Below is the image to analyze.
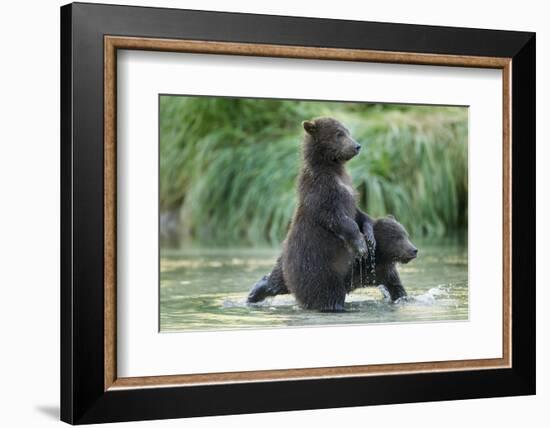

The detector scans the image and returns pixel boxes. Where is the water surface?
[160,242,468,332]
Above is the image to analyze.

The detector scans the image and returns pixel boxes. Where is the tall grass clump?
[160,96,467,247]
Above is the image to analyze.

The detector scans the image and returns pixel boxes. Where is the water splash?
[359,257,363,286]
[406,284,451,305]
[377,285,392,301]
[349,258,354,290]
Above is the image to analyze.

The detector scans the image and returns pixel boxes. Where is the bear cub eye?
[336,131,345,138]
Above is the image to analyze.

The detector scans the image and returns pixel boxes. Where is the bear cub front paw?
[352,236,368,257]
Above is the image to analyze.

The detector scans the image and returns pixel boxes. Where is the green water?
[160,242,468,332]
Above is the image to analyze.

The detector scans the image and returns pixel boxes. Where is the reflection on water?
[160,242,468,332]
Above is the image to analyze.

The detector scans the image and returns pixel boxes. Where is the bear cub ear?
[302,120,317,135]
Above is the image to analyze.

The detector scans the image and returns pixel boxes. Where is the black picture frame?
[61,2,535,424]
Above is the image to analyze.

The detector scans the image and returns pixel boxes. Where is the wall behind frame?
[0,0,545,427]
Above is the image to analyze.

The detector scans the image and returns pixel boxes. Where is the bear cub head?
[302,117,362,164]
[374,216,418,265]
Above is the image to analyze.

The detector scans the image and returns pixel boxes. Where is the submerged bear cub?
[248,215,417,306]
[247,117,376,312]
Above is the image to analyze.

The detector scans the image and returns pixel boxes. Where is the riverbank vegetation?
[160,96,468,247]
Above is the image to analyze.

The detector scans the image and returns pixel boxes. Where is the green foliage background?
[160,96,468,247]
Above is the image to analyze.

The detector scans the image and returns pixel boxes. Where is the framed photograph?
[60,2,535,424]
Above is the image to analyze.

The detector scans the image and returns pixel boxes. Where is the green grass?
[160,96,468,246]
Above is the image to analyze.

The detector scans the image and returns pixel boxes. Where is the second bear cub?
[347,216,418,301]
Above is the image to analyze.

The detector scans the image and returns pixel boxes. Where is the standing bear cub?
[249,117,376,312]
